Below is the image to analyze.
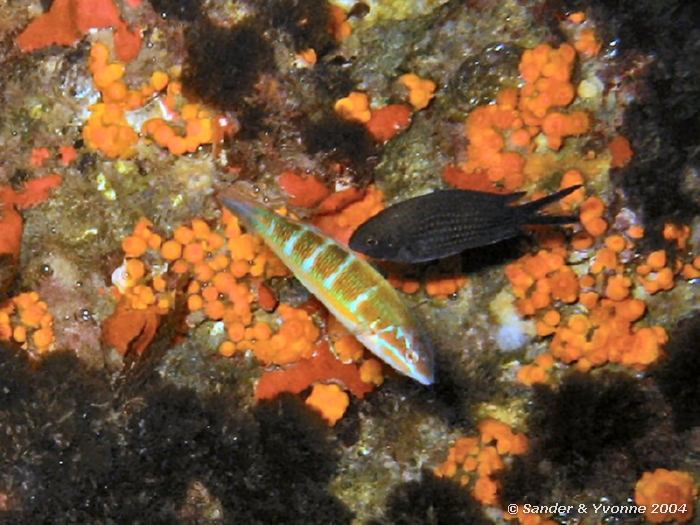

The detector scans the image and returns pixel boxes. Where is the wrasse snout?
[218,188,434,385]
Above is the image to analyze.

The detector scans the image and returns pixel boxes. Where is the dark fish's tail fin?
[514,185,581,225]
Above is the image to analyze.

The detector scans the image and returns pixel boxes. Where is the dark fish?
[349,185,581,263]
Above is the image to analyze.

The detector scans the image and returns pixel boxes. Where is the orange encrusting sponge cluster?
[434,419,529,508]
[83,43,141,158]
[84,43,182,158]
[119,217,173,313]
[326,314,384,384]
[255,337,377,424]
[566,10,603,58]
[142,100,217,156]
[305,383,349,425]
[509,249,665,380]
[451,43,591,192]
[334,92,372,123]
[16,0,142,61]
[509,189,697,384]
[83,43,219,158]
[234,304,320,365]
[0,292,55,355]
[663,223,692,250]
[114,212,292,358]
[333,77,431,144]
[278,170,332,209]
[635,469,697,523]
[329,4,352,42]
[399,73,437,110]
[366,104,413,143]
[0,174,63,260]
[250,303,383,426]
[291,4,351,66]
[573,28,602,58]
[460,89,530,190]
[388,273,469,300]
[110,207,381,425]
[327,314,363,362]
[29,144,76,168]
[313,185,385,245]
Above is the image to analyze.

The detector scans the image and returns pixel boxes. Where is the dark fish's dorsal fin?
[506,191,527,202]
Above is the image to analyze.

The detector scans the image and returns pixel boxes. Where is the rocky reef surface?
[0,0,698,523]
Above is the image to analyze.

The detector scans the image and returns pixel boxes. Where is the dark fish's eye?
[366,237,378,246]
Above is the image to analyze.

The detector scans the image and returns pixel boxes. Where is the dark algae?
[371,471,492,525]
[652,313,700,432]
[0,347,353,523]
[182,19,275,111]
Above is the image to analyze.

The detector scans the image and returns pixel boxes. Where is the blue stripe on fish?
[348,285,378,312]
[302,241,329,273]
[283,230,304,256]
[323,256,355,288]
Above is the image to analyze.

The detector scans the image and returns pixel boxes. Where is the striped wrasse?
[219,187,434,385]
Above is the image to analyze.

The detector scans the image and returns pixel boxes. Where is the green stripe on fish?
[219,187,434,385]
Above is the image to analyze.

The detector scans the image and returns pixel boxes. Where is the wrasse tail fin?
[513,185,581,225]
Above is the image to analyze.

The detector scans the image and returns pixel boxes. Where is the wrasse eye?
[366,237,378,246]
